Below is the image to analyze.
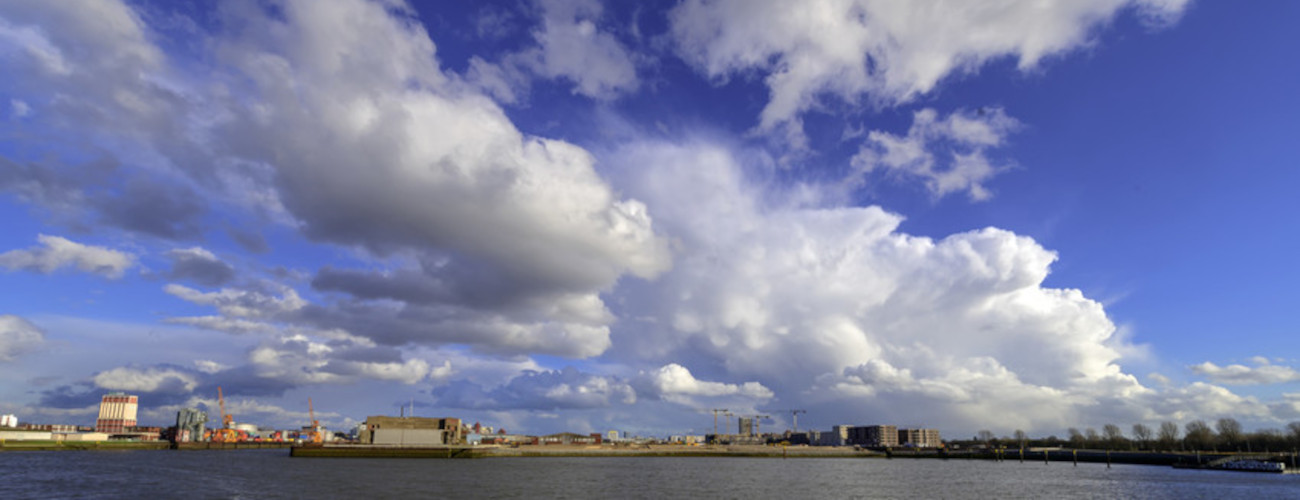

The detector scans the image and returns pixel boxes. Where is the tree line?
[961,419,1300,453]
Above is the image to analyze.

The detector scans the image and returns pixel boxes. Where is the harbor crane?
[306,398,323,444]
[212,387,238,442]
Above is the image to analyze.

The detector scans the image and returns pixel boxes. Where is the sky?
[1,0,1298,439]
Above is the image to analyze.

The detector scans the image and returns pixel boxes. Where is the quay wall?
[173,441,294,450]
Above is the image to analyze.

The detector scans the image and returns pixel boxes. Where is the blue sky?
[2,0,1299,438]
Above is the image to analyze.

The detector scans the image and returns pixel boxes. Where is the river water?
[1,449,1294,498]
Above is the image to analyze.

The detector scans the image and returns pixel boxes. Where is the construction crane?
[710,409,730,442]
[306,398,323,444]
[788,409,806,433]
[212,387,238,442]
[753,414,771,435]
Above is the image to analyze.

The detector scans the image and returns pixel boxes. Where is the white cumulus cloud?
[92,366,199,394]
[669,0,1189,144]
[164,283,306,319]
[1190,358,1300,386]
[608,139,1144,432]
[241,333,437,388]
[435,367,637,410]
[637,363,769,400]
[0,234,134,278]
[850,107,1019,200]
[467,0,639,102]
[525,0,639,99]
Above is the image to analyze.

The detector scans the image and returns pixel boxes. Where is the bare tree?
[1132,423,1153,450]
[1216,418,1243,451]
[1068,428,1084,448]
[1185,420,1215,451]
[1158,421,1180,451]
[1251,428,1284,453]
[1288,422,1300,448]
[1102,424,1125,450]
[1085,428,1100,448]
[1013,429,1028,449]
[978,429,995,446]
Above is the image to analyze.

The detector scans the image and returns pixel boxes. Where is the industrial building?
[358,416,463,446]
[1,414,17,427]
[95,392,138,434]
[175,408,207,443]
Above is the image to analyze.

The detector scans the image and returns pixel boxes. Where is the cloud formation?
[0,234,134,278]
[246,335,434,386]
[164,283,306,320]
[633,363,774,408]
[92,366,199,394]
[3,0,669,360]
[1191,358,1300,386]
[521,0,639,99]
[467,0,639,103]
[436,367,637,411]
[0,314,45,361]
[207,0,667,357]
[669,0,1189,143]
[608,139,1143,431]
[850,107,1019,200]
[434,364,773,413]
[165,247,236,287]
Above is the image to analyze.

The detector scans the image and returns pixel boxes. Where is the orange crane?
[212,387,238,442]
[306,398,323,444]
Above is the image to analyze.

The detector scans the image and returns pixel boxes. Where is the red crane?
[306,398,323,444]
[212,387,237,442]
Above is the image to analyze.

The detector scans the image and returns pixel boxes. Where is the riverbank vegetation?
[954,418,1300,453]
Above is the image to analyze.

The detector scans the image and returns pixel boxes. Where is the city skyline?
[2,0,1298,437]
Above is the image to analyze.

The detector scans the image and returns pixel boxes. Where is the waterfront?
[1,449,1294,499]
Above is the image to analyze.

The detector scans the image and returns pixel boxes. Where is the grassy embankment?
[0,440,169,452]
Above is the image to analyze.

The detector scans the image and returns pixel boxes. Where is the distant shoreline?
[289,443,883,459]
